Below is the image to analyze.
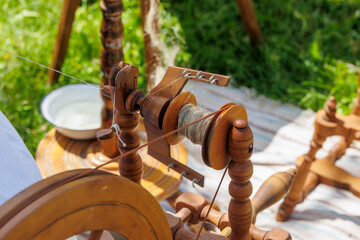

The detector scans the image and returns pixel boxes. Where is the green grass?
[161,0,360,112]
[0,0,359,155]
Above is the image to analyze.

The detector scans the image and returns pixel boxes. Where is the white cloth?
[0,111,42,205]
[176,81,360,240]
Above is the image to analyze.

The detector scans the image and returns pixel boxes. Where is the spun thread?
[178,104,213,145]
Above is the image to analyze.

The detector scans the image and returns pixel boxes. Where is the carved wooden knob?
[96,128,114,140]
[228,119,254,162]
[125,89,145,113]
[175,192,208,224]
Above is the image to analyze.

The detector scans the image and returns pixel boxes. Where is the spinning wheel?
[36,127,187,201]
[277,71,360,221]
[1,62,297,239]
[0,169,172,240]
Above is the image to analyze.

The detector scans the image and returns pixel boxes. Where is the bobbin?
[162,92,197,145]
[162,93,248,170]
[203,103,248,170]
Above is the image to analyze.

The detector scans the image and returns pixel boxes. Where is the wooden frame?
[277,71,360,222]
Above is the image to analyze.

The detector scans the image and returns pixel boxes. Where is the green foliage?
[0,0,144,154]
[0,0,359,155]
[161,0,360,113]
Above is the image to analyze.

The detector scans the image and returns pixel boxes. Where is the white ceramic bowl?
[41,84,103,140]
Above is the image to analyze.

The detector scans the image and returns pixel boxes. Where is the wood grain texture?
[227,119,253,240]
[0,170,172,240]
[150,66,230,99]
[205,104,248,170]
[278,87,360,222]
[251,169,296,224]
[36,128,188,201]
[99,0,125,157]
[162,92,197,145]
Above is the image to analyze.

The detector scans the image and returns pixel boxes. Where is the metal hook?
[196,71,205,79]
[192,178,200,188]
[167,162,175,172]
[180,171,188,180]
[209,75,218,84]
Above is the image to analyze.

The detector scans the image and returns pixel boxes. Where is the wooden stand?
[277,72,360,221]
[39,1,187,203]
[100,62,294,239]
[4,62,296,239]
[99,0,125,157]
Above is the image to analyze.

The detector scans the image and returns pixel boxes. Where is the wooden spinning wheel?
[36,0,188,202]
[0,169,172,240]
[36,127,187,201]
[1,61,298,239]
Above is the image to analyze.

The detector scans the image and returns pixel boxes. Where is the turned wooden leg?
[236,0,263,45]
[99,0,125,157]
[116,113,143,184]
[277,132,327,221]
[228,120,253,240]
[48,0,81,85]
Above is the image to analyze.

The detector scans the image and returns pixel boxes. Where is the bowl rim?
[40,83,102,131]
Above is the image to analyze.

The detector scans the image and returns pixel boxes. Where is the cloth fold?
[0,111,42,206]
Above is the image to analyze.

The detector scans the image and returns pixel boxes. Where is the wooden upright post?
[48,0,81,85]
[277,128,327,221]
[236,0,263,45]
[108,63,143,184]
[228,119,254,240]
[277,98,336,221]
[99,0,125,157]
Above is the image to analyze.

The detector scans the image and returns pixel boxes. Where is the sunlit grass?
[0,0,359,155]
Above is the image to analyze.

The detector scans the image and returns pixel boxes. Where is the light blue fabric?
[0,111,42,205]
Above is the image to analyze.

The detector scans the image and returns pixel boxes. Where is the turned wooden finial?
[227,119,254,240]
[99,0,125,157]
[324,96,337,121]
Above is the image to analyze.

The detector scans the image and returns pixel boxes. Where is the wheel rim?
[0,170,172,240]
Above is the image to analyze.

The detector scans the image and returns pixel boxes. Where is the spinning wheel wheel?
[0,169,172,240]
[36,126,187,201]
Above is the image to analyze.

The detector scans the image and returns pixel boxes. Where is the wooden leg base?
[36,128,188,201]
[296,155,360,197]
